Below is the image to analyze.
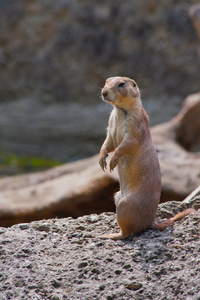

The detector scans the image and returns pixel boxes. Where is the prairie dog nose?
[102,89,108,98]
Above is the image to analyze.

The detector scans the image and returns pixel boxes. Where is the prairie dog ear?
[128,79,137,87]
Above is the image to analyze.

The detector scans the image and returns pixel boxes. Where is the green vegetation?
[0,151,62,176]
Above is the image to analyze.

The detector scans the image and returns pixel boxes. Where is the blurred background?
[0,0,200,176]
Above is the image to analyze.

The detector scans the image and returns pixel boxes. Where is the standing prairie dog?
[99,76,194,240]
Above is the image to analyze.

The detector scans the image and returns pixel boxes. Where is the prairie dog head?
[101,76,140,109]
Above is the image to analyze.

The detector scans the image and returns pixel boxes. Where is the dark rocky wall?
[0,0,199,161]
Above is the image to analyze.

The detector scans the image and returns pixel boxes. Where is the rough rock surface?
[0,0,199,161]
[0,197,200,300]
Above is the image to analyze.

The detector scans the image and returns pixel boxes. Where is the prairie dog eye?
[118,82,125,88]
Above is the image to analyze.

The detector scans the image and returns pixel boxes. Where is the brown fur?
[99,76,195,239]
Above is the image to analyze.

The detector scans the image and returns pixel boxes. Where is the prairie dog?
[99,76,194,239]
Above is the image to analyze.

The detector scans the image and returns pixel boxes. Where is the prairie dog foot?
[101,231,131,240]
[114,191,122,205]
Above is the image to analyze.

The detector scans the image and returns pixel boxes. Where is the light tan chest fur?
[109,108,127,149]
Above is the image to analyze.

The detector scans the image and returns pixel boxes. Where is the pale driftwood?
[189,4,200,39]
[0,93,200,226]
[151,92,200,202]
[183,185,200,205]
[0,156,118,226]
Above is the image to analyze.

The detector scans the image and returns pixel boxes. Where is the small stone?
[91,268,100,274]
[0,248,6,255]
[0,228,5,234]
[87,215,98,223]
[51,279,62,288]
[52,296,61,300]
[107,294,116,300]
[35,224,50,232]
[68,233,83,238]
[115,270,122,275]
[22,248,32,254]
[123,264,131,269]
[66,287,73,293]
[78,262,88,268]
[1,239,11,245]
[77,280,83,284]
[14,278,25,287]
[76,225,85,230]
[71,239,83,245]
[28,284,38,289]
[26,263,32,269]
[106,257,113,262]
[96,242,103,247]
[99,284,105,291]
[126,282,143,290]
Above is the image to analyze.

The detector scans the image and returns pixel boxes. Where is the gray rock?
[0,200,199,300]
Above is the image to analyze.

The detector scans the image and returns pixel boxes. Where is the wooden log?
[0,93,200,226]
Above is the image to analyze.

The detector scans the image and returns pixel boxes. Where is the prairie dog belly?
[118,142,161,198]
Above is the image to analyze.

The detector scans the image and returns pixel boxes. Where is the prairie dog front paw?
[110,155,119,172]
[99,150,108,171]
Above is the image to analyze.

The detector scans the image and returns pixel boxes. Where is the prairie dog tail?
[150,208,195,231]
